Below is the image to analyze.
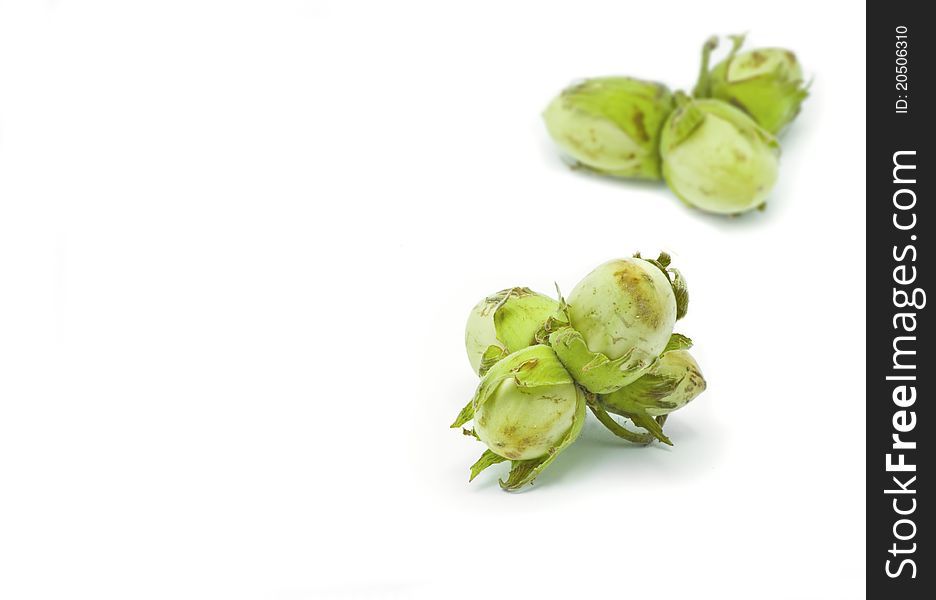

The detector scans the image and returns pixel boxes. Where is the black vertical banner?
[867,2,931,597]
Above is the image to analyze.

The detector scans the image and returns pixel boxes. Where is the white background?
[0,1,866,598]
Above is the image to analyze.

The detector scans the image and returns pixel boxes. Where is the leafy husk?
[543,77,677,180]
[549,325,655,394]
[474,287,559,376]
[663,332,693,354]
[698,34,809,134]
[499,384,586,491]
[598,346,705,423]
[455,345,587,490]
[666,93,706,148]
[634,251,689,320]
[469,450,507,482]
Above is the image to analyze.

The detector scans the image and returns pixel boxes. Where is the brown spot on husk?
[747,51,768,68]
[632,110,649,143]
[613,268,662,328]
